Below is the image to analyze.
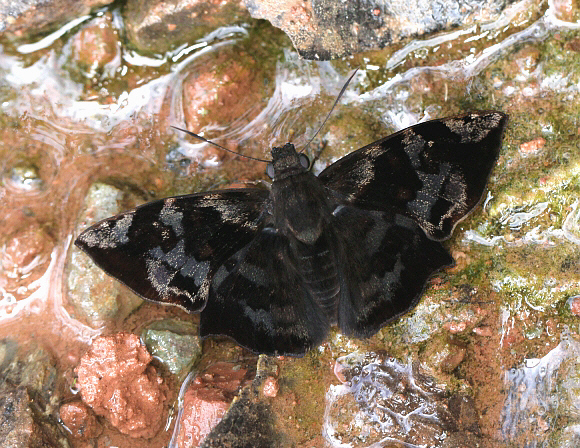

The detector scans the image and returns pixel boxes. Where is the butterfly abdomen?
[292,236,341,323]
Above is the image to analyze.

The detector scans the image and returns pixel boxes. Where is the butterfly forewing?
[75,189,269,312]
[319,111,508,240]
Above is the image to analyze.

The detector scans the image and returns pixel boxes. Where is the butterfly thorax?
[270,144,341,323]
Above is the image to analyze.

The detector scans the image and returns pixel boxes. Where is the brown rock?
[177,387,230,448]
[243,0,513,60]
[59,401,101,439]
[0,383,71,448]
[441,346,467,374]
[0,0,114,36]
[176,362,252,447]
[124,0,250,54]
[198,362,250,394]
[75,333,168,439]
[444,321,468,334]
[71,14,119,74]
[473,326,494,337]
[519,137,546,155]
[1,226,53,300]
[182,60,260,132]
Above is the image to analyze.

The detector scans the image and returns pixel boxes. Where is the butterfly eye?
[266,162,275,179]
[299,153,310,169]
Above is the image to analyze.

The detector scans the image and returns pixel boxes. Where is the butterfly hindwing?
[319,111,508,240]
[75,189,269,312]
[332,205,453,338]
[199,228,330,356]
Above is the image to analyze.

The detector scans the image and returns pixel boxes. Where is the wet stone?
[142,319,202,377]
[0,340,69,447]
[501,334,580,446]
[123,0,250,54]
[75,333,169,439]
[552,0,580,22]
[324,352,481,447]
[59,401,101,439]
[244,0,512,60]
[421,335,467,375]
[70,14,120,77]
[181,58,263,134]
[0,339,59,409]
[175,362,254,447]
[0,383,71,448]
[1,225,53,302]
[177,385,231,448]
[0,0,114,36]
[200,358,278,448]
[67,182,142,327]
[8,164,43,191]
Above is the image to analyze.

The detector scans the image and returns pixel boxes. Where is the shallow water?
[1,1,580,446]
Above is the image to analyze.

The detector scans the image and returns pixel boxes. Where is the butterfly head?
[267,143,310,180]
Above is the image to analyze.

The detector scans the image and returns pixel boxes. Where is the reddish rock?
[553,0,578,22]
[177,387,230,448]
[440,346,466,374]
[59,401,101,439]
[244,0,512,60]
[198,362,250,394]
[75,333,168,439]
[71,14,119,73]
[1,226,52,299]
[182,60,260,132]
[176,362,252,447]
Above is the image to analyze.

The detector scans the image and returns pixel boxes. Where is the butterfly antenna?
[171,126,270,163]
[301,68,359,155]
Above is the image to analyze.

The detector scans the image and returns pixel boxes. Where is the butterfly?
[75,111,508,356]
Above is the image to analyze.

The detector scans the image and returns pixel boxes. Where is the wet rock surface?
[325,352,482,447]
[0,339,59,411]
[1,225,53,303]
[0,384,71,448]
[75,332,169,439]
[70,13,120,78]
[123,0,250,54]
[59,401,101,440]
[244,0,513,59]
[142,318,202,377]
[175,361,254,447]
[200,356,279,448]
[0,0,113,36]
[501,331,580,447]
[0,339,70,447]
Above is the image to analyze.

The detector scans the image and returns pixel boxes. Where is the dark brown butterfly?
[75,111,508,355]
